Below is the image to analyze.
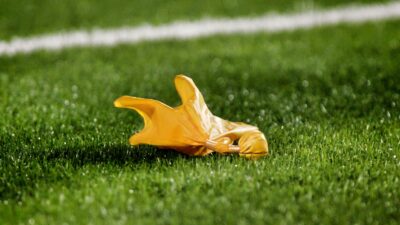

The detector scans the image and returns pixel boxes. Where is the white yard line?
[1,2,400,56]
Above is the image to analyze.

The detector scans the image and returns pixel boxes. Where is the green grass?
[0,0,390,40]
[1,12,400,225]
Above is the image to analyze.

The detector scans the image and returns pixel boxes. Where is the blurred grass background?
[0,0,399,224]
[0,0,391,40]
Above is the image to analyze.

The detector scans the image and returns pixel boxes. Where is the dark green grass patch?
[0,0,390,40]
[0,20,399,224]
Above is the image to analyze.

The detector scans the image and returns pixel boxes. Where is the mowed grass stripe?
[0,20,399,224]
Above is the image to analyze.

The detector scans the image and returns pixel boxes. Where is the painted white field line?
[1,2,400,56]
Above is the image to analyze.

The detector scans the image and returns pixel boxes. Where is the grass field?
[0,0,391,40]
[1,1,400,224]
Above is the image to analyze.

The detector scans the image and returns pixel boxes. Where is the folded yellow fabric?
[114,75,268,159]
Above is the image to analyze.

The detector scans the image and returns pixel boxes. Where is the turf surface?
[0,0,390,40]
[1,3,400,225]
